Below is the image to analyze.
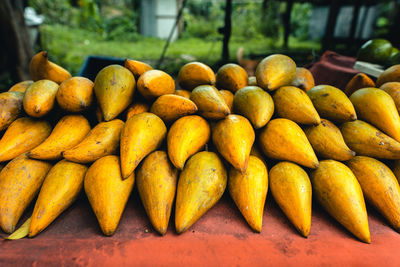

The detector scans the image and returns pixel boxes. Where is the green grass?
[40,24,321,76]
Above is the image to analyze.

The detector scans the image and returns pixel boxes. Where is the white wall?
[140,0,178,40]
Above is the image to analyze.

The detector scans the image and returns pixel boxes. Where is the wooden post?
[322,0,340,52]
[283,0,294,49]
[222,0,232,63]
[0,0,33,82]
[349,0,361,44]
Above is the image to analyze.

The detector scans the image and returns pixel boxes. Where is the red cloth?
[307,50,360,90]
[1,192,400,266]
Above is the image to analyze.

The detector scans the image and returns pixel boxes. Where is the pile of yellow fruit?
[2,50,400,243]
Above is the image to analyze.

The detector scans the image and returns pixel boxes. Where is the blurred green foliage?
[30,0,318,76]
[29,0,139,41]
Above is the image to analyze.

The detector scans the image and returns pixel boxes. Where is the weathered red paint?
[1,191,399,266]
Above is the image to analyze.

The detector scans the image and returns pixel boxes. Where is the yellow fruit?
[120,112,167,178]
[94,65,136,121]
[23,80,59,117]
[137,70,175,99]
[175,151,227,234]
[174,89,191,99]
[219,90,234,111]
[290,67,315,92]
[380,82,400,114]
[167,115,210,170]
[311,160,370,243]
[85,155,134,236]
[150,94,198,122]
[259,118,318,168]
[177,62,216,91]
[28,115,90,160]
[190,85,230,119]
[126,102,149,120]
[273,86,320,125]
[233,86,274,129]
[255,54,296,91]
[0,117,51,162]
[229,156,268,232]
[350,87,400,142]
[29,160,88,237]
[136,151,177,235]
[212,114,255,172]
[307,85,357,122]
[344,73,375,96]
[0,91,24,131]
[216,63,248,93]
[56,77,94,112]
[304,119,355,161]
[347,156,400,232]
[124,58,153,78]
[269,162,311,237]
[29,51,71,84]
[63,119,124,163]
[0,155,52,233]
[341,120,400,159]
[377,64,400,87]
[8,80,33,93]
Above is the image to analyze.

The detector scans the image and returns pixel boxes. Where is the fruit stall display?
[2,48,400,255]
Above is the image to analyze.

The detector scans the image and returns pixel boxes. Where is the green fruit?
[391,47,399,56]
[357,39,393,64]
[388,51,400,67]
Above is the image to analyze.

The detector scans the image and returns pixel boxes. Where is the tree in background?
[0,0,33,82]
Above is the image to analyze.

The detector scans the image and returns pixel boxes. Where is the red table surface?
[1,190,400,266]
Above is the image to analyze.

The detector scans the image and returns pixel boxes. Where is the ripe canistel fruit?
[29,160,88,237]
[269,162,312,237]
[120,112,166,178]
[212,114,255,172]
[229,156,268,232]
[136,151,178,235]
[85,155,134,236]
[167,115,210,170]
[311,160,370,243]
[175,151,227,234]
[259,118,318,169]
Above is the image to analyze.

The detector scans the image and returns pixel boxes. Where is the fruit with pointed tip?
[269,162,312,237]
[175,151,227,234]
[229,156,268,232]
[28,115,90,160]
[120,112,167,178]
[304,119,355,161]
[311,160,370,243]
[29,51,71,84]
[136,151,177,235]
[29,160,88,237]
[23,80,59,117]
[0,155,52,233]
[233,86,274,129]
[63,119,124,163]
[212,114,255,172]
[167,115,210,170]
[94,64,136,121]
[350,87,400,142]
[0,117,51,162]
[259,118,318,168]
[85,155,134,236]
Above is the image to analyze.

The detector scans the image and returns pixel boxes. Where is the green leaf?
[4,217,31,240]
